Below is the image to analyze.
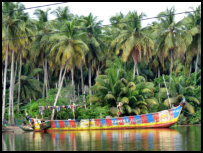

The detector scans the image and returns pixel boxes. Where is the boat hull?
[30,105,183,132]
[20,126,34,131]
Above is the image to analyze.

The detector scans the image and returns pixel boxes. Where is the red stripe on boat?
[152,112,159,122]
[128,116,136,124]
[140,114,148,123]
[117,117,124,125]
[168,109,174,119]
[51,120,55,128]
[106,119,112,126]
[59,120,65,128]
[95,119,101,127]
[69,120,76,127]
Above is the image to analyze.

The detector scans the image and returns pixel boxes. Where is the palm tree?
[183,6,201,75]
[49,19,89,120]
[32,8,52,98]
[90,57,158,116]
[2,2,27,125]
[51,6,73,22]
[153,7,191,82]
[80,13,103,98]
[15,62,42,104]
[111,11,154,79]
[2,30,9,124]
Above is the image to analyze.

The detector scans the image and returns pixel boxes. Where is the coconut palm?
[153,7,192,82]
[2,2,27,125]
[79,13,104,98]
[183,6,201,75]
[32,8,53,98]
[51,6,73,23]
[90,57,159,116]
[111,11,154,79]
[49,19,89,120]
[15,62,42,104]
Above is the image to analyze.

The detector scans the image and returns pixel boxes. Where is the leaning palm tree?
[111,11,154,79]
[50,19,89,120]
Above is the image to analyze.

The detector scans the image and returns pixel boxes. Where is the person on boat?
[23,121,27,126]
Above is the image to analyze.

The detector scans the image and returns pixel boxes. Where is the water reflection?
[2,126,201,151]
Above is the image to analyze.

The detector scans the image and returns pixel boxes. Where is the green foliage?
[76,105,110,119]
[2,3,201,126]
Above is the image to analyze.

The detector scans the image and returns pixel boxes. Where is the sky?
[21,2,201,27]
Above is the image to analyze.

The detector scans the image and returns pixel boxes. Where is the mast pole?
[162,74,172,108]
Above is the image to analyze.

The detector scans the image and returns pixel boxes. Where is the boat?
[20,125,34,131]
[28,100,185,132]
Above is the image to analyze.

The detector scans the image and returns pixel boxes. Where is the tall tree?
[32,8,52,98]
[50,19,88,120]
[111,11,154,78]
[153,7,190,82]
[183,6,201,75]
[2,2,27,125]
[80,13,104,98]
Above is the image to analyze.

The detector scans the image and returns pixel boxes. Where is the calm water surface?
[2,125,201,151]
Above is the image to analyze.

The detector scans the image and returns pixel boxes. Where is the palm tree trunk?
[45,58,48,97]
[189,63,192,76]
[133,65,136,79]
[170,52,173,84]
[17,53,22,112]
[9,51,15,125]
[158,67,161,103]
[2,46,8,123]
[88,62,92,98]
[42,61,45,98]
[132,50,139,78]
[80,66,84,93]
[96,66,100,77]
[14,60,18,83]
[78,84,79,96]
[42,58,48,98]
[136,64,139,76]
[58,67,63,87]
[71,68,74,87]
[51,62,68,120]
[195,50,199,74]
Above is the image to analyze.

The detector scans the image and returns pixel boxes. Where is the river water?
[2,125,201,151]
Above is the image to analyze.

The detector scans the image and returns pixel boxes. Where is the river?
[2,125,201,151]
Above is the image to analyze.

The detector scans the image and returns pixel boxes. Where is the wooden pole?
[162,75,172,108]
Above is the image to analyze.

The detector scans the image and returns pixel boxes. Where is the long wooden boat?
[20,125,34,131]
[28,101,185,132]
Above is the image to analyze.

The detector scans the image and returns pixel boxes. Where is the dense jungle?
[2,2,201,126]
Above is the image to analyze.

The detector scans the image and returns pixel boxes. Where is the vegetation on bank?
[2,2,201,125]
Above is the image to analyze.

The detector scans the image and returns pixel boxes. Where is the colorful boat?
[20,125,34,131]
[28,101,185,132]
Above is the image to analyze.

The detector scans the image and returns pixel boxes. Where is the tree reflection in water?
[2,127,201,151]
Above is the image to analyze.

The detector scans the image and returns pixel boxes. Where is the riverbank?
[2,126,23,133]
[171,124,201,128]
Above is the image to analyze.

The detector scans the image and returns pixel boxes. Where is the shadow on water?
[2,126,201,151]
